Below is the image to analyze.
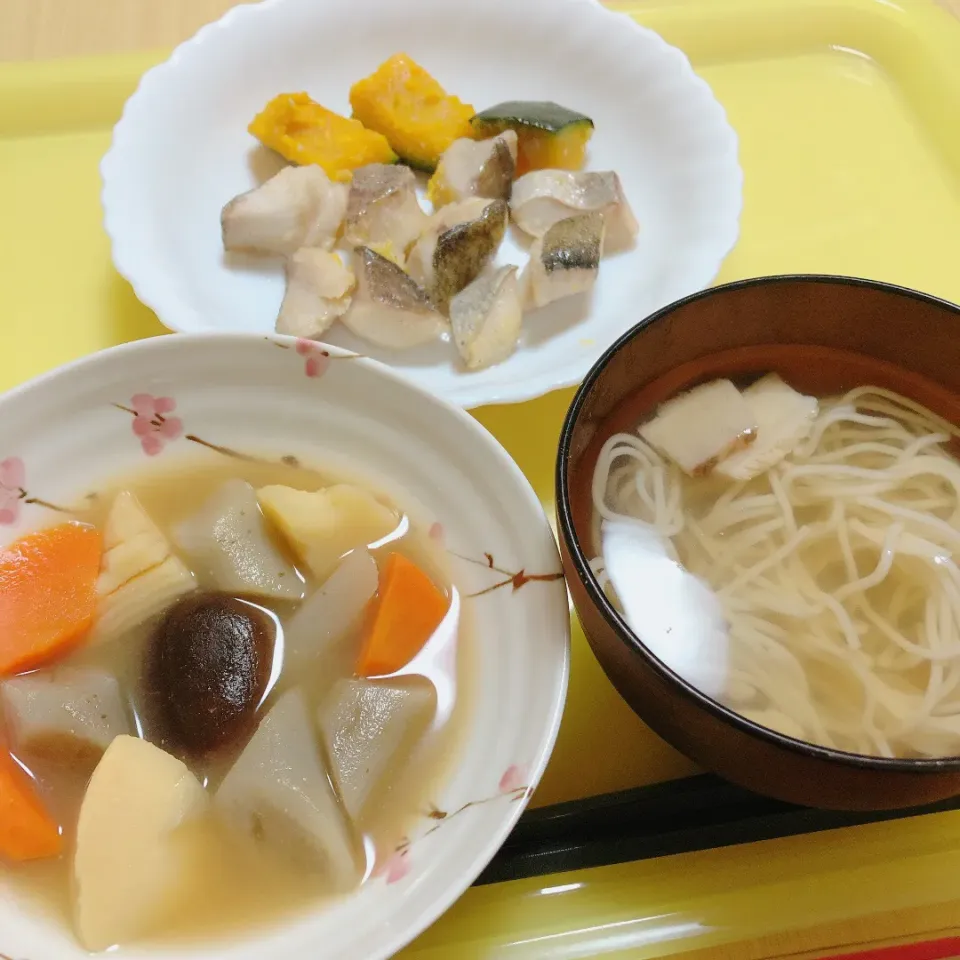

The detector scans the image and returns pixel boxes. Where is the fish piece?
[407,198,508,310]
[449,265,522,370]
[523,211,605,309]
[174,479,303,601]
[407,197,489,286]
[215,689,361,886]
[276,249,354,340]
[221,165,349,256]
[341,247,446,350]
[716,374,819,481]
[343,164,429,258]
[639,379,758,477]
[427,132,518,207]
[2,668,128,768]
[319,677,436,820]
[91,492,196,646]
[74,736,209,951]
[510,169,638,251]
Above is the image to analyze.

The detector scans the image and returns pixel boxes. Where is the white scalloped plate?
[0,335,569,960]
[101,0,742,408]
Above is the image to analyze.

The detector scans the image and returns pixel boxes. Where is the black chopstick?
[475,774,960,885]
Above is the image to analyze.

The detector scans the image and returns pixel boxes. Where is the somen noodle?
[590,386,960,759]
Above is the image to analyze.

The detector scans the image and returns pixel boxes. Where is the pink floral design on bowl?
[295,340,332,379]
[498,764,529,795]
[0,457,25,526]
[130,394,183,456]
[374,848,412,886]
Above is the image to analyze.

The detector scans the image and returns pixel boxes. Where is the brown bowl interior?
[557,276,960,810]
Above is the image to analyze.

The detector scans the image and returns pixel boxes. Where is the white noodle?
[590,385,960,759]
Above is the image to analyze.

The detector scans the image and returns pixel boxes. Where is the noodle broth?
[587,353,960,761]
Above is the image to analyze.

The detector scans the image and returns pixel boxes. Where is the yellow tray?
[4,0,960,956]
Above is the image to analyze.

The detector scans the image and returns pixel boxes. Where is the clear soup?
[0,454,472,950]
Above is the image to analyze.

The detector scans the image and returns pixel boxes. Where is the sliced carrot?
[356,553,448,677]
[0,523,102,676]
[0,749,62,861]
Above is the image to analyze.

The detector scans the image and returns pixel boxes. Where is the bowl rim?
[556,272,960,773]
[0,330,572,960]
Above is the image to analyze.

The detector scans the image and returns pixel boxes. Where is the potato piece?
[319,677,436,820]
[257,484,399,581]
[283,549,379,675]
[215,689,361,888]
[2,668,128,768]
[174,480,303,601]
[91,492,196,645]
[74,736,208,951]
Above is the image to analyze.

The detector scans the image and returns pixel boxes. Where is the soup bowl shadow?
[556,274,960,811]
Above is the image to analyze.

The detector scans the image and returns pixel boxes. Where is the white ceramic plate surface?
[101,0,742,408]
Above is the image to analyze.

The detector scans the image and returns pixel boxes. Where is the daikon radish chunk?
[174,480,303,601]
[2,667,128,767]
[715,374,819,481]
[91,492,196,645]
[283,549,379,675]
[74,736,209,951]
[319,677,436,820]
[257,483,399,581]
[215,689,361,889]
[639,379,758,476]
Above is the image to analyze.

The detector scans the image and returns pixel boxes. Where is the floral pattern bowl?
[0,333,570,960]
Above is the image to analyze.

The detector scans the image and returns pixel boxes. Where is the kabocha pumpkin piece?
[349,54,475,173]
[249,93,398,183]
[471,101,594,177]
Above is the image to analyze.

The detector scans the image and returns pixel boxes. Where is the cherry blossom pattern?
[129,394,183,456]
[498,764,530,796]
[375,764,532,884]
[373,847,412,885]
[269,336,362,377]
[453,551,564,598]
[428,521,444,544]
[295,339,332,379]
[0,457,25,526]
[0,457,71,525]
